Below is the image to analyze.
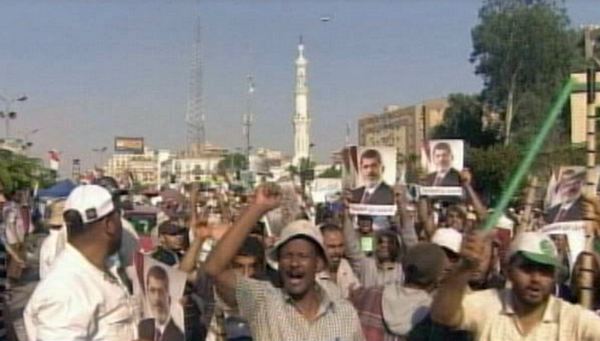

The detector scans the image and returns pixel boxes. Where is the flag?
[48,150,60,171]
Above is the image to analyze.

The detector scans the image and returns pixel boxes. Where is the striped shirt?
[235,276,365,341]
[459,288,600,340]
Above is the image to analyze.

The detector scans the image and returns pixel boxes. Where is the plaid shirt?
[236,276,365,341]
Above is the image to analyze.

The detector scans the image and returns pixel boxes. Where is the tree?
[430,93,499,148]
[318,166,341,178]
[0,150,56,193]
[471,0,579,145]
[217,152,248,173]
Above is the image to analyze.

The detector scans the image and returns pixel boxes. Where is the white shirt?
[38,228,67,280]
[24,245,136,341]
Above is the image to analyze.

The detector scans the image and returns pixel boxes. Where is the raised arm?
[431,231,484,327]
[393,184,419,248]
[417,197,436,240]
[341,189,365,277]
[203,184,280,306]
[460,169,488,222]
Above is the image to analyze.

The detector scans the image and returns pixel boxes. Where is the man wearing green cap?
[431,231,600,340]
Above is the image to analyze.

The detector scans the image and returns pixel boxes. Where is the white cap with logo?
[64,185,115,224]
[507,232,561,267]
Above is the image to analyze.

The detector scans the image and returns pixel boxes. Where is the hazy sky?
[0,0,598,175]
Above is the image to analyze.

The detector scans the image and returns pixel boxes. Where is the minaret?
[293,36,310,166]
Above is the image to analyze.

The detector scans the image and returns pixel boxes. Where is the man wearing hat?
[204,184,364,341]
[432,231,600,340]
[24,185,137,341]
[38,199,67,280]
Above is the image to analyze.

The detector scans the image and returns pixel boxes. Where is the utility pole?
[243,75,254,169]
[580,24,599,309]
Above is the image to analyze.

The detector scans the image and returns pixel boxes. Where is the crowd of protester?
[2,163,600,341]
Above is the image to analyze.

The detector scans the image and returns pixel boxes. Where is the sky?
[0,0,598,175]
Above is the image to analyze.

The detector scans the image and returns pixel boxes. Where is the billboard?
[114,137,144,154]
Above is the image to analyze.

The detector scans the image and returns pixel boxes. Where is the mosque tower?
[293,36,311,166]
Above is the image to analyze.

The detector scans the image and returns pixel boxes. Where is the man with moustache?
[204,184,364,341]
[432,231,600,340]
[138,265,184,341]
[350,149,394,205]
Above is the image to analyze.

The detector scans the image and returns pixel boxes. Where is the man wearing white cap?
[204,184,364,341]
[24,185,138,341]
[432,231,600,340]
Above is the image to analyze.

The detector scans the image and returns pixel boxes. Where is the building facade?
[358,98,448,162]
[104,147,166,188]
[160,143,226,185]
[570,71,600,144]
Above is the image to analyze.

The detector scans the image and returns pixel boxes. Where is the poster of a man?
[544,168,586,223]
[424,140,463,187]
[138,260,186,341]
[349,147,396,205]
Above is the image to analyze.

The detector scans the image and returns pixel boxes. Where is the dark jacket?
[350,182,395,205]
[425,168,461,187]
[544,196,584,223]
[138,318,185,341]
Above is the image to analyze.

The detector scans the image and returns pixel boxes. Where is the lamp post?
[92,146,108,171]
[0,94,28,138]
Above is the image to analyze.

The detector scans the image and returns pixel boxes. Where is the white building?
[105,147,167,188]
[160,143,226,185]
[292,37,311,166]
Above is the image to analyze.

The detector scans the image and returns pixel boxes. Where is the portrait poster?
[541,221,586,274]
[419,139,464,197]
[347,146,397,218]
[543,166,597,224]
[134,256,187,341]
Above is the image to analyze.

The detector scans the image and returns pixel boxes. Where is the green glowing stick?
[482,78,575,231]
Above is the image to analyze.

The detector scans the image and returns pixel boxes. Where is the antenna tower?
[186,18,206,153]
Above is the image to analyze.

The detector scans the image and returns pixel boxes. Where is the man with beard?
[204,184,364,341]
[425,142,461,187]
[317,223,360,298]
[432,231,600,340]
[24,185,137,341]
[139,265,184,341]
[350,149,394,205]
[545,169,585,223]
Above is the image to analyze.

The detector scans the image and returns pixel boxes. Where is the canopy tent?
[36,179,76,199]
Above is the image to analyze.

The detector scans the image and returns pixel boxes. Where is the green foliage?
[471,0,579,144]
[318,166,341,178]
[466,145,521,204]
[217,153,248,172]
[430,93,499,147]
[0,150,56,193]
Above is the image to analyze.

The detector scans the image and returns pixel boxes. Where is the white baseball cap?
[64,185,115,224]
[507,232,560,267]
[431,228,463,254]
[268,220,329,264]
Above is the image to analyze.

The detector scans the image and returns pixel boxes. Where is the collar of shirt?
[501,289,560,323]
[283,283,337,319]
[365,181,382,195]
[155,317,172,335]
[560,198,578,212]
[436,169,450,179]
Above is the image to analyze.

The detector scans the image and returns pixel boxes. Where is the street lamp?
[0,94,28,138]
[92,146,108,170]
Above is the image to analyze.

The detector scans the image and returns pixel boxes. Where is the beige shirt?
[235,276,365,341]
[459,288,600,341]
[317,258,361,298]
